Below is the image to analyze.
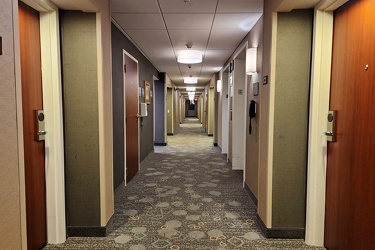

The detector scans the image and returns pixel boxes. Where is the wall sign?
[253,82,259,96]
[263,75,268,85]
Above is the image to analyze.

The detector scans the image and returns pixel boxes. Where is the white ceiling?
[49,0,321,91]
[111,0,263,88]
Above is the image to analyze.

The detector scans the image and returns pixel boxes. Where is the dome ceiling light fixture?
[177,44,202,64]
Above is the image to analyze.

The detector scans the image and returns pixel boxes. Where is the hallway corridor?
[45,118,324,249]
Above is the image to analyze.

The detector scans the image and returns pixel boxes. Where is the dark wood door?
[125,54,139,183]
[18,2,47,249]
[325,0,375,249]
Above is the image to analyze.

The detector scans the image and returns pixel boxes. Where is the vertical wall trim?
[13,0,27,248]
[39,4,66,243]
[97,11,106,227]
[122,49,139,181]
[122,50,127,185]
[265,12,278,228]
[243,43,249,187]
[96,0,115,227]
[305,0,347,246]
[152,75,159,143]
[305,8,333,247]
[164,78,167,142]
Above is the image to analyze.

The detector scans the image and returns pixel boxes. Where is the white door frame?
[122,49,140,184]
[14,0,66,246]
[232,43,248,172]
[305,0,348,246]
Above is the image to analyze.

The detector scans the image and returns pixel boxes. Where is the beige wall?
[95,0,114,227]
[207,76,216,136]
[213,73,219,145]
[217,82,223,147]
[0,0,23,249]
[166,75,174,134]
[208,87,214,135]
[173,87,180,129]
[245,18,263,199]
[258,0,284,227]
[219,72,229,153]
[167,88,174,134]
[203,85,209,133]
[180,96,184,123]
[198,95,203,122]
[216,0,283,227]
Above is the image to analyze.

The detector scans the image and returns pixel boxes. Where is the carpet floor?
[44,118,325,250]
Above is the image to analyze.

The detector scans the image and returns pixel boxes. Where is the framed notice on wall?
[144,81,151,104]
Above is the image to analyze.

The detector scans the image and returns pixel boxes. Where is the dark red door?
[324,0,375,249]
[125,54,139,183]
[18,1,47,249]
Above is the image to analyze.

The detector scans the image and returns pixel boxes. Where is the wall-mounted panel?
[61,11,100,226]
[272,9,313,228]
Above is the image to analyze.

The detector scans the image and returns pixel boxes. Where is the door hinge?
[124,64,126,73]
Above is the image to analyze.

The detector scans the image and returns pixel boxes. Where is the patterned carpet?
[44,118,325,249]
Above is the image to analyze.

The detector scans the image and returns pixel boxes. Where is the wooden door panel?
[18,1,47,249]
[125,54,139,183]
[325,0,375,249]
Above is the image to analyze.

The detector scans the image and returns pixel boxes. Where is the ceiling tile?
[217,0,263,13]
[157,66,180,73]
[110,0,264,88]
[164,14,214,30]
[112,13,165,30]
[178,65,200,75]
[200,66,222,73]
[295,0,321,9]
[159,0,217,13]
[207,29,248,50]
[212,13,262,31]
[151,58,179,68]
[166,72,182,79]
[144,49,176,59]
[125,30,172,51]
[169,30,210,50]
[111,0,160,13]
[203,49,234,65]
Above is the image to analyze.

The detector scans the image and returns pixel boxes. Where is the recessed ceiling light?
[186,87,196,91]
[184,77,198,84]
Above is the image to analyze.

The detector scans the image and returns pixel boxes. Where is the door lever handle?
[326,110,337,142]
[37,130,47,135]
[135,114,141,118]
